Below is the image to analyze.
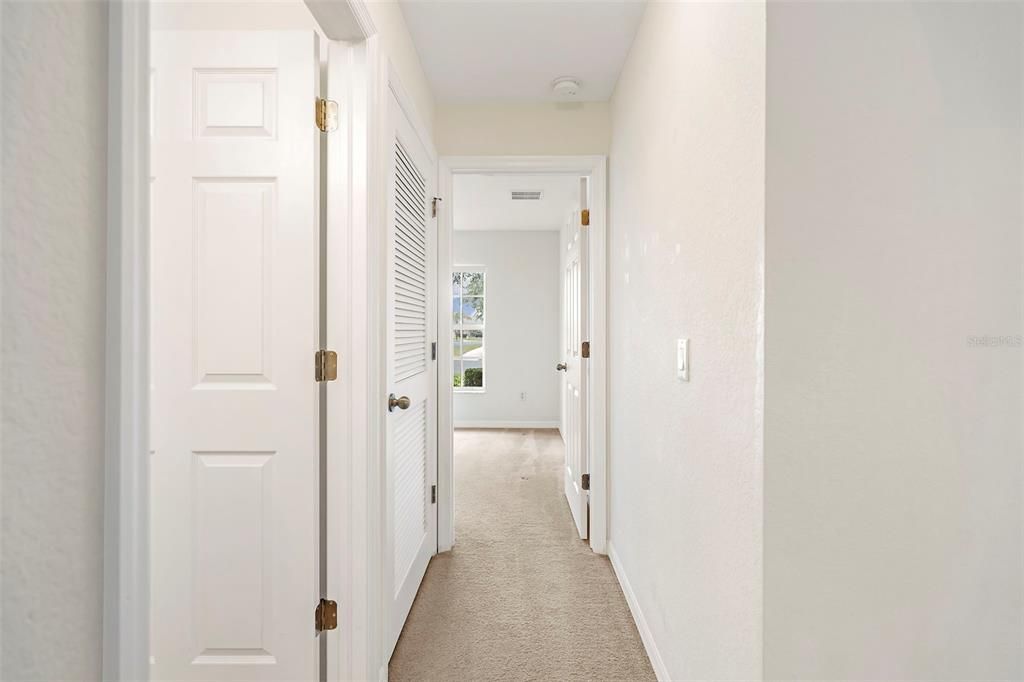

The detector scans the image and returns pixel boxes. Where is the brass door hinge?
[315,350,338,382]
[581,341,590,359]
[581,209,590,226]
[315,598,338,632]
[431,484,437,504]
[581,473,590,491]
[432,197,442,218]
[316,98,338,133]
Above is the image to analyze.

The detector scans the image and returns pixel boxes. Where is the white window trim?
[452,265,486,394]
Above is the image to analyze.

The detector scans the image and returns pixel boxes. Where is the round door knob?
[556,362,567,372]
[388,394,411,412]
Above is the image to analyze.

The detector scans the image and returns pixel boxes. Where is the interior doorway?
[449,174,571,429]
[448,173,584,538]
[436,157,609,554]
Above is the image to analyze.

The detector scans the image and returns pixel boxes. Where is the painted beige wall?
[765,2,1024,678]
[435,101,609,156]
[452,231,560,427]
[607,2,765,679]
[2,2,108,679]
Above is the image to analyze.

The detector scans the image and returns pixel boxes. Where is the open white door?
[150,31,322,681]
[383,89,438,660]
[561,178,590,539]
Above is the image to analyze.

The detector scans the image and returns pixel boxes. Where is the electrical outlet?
[520,392,527,401]
[677,338,689,381]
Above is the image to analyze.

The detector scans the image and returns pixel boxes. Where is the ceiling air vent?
[510,190,543,201]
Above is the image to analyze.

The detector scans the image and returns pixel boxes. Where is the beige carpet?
[389,428,655,682]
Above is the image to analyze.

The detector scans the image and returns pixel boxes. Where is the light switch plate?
[677,338,689,381]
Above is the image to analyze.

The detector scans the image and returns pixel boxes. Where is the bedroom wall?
[453,230,561,428]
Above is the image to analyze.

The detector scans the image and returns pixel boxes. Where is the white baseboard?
[453,420,559,429]
[608,541,671,682]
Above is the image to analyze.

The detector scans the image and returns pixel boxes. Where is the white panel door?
[151,31,321,681]
[562,191,589,540]
[383,90,438,660]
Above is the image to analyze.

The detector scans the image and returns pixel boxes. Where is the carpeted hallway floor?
[389,428,655,681]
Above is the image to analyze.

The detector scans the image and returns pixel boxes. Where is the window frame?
[452,266,486,393]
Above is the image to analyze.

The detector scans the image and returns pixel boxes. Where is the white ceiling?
[399,0,647,102]
[454,174,579,231]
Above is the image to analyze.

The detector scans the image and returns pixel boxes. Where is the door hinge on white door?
[431,342,437,360]
[431,484,437,504]
[581,209,590,226]
[581,341,591,359]
[581,474,590,491]
[315,350,338,382]
[316,98,338,133]
[432,197,442,218]
[315,598,338,632]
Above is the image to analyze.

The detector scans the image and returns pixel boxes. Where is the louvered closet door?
[384,90,437,661]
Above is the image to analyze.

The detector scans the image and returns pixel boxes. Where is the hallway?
[389,429,654,681]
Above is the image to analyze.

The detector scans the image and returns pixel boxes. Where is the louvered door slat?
[393,139,428,383]
[393,400,426,585]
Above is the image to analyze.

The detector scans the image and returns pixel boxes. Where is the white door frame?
[323,32,387,682]
[103,2,381,680]
[436,156,609,555]
[104,2,151,679]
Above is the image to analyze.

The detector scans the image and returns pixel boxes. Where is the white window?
[452,269,485,391]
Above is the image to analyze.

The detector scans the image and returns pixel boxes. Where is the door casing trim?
[436,155,609,555]
[104,2,151,680]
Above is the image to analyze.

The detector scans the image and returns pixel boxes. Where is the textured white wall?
[765,3,1024,678]
[435,101,609,156]
[453,231,560,427]
[607,2,765,679]
[2,2,109,679]
[368,0,435,134]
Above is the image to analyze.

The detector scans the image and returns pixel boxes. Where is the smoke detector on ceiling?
[552,77,581,99]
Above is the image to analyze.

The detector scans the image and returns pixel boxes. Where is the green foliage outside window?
[463,368,483,387]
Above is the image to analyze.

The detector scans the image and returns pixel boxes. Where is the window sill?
[454,388,486,395]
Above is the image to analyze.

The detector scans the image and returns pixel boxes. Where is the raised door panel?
[193,178,275,386]
[192,451,275,664]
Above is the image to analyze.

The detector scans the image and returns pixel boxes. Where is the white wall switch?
[677,338,689,381]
